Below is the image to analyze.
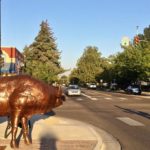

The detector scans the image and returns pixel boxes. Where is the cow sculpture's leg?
[4,117,12,138]
[10,113,20,148]
[21,117,31,145]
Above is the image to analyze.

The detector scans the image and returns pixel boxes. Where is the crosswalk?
[69,96,128,102]
[69,95,129,102]
[66,91,147,102]
[81,93,98,101]
[66,94,147,127]
[116,117,145,126]
[80,93,129,102]
[68,94,145,102]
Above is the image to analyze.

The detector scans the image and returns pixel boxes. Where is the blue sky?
[1,0,150,69]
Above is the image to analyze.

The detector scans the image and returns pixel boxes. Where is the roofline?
[1,46,18,49]
[1,46,21,51]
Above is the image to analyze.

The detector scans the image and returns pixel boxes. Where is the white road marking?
[82,93,92,99]
[104,97,112,100]
[135,97,140,100]
[91,98,98,101]
[117,117,145,126]
[119,97,127,100]
[119,97,127,101]
[76,98,83,101]
[82,93,113,101]
[81,93,97,101]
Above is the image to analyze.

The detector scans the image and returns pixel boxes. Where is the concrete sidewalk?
[0,116,121,150]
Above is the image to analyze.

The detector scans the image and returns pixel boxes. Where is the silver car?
[66,85,81,96]
[88,83,97,89]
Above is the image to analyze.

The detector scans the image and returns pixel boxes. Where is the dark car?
[125,85,142,95]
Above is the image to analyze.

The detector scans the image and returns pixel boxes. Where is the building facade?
[0,47,24,76]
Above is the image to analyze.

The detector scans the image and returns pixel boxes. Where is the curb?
[71,120,121,150]
[91,126,121,150]
[0,116,121,150]
[33,116,121,150]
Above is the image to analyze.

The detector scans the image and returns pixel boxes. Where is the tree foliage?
[144,25,150,41]
[110,25,150,86]
[23,21,63,83]
[98,56,114,83]
[70,46,105,84]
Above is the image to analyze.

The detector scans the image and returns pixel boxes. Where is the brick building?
[0,47,24,76]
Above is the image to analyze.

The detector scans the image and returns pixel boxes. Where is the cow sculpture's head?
[55,86,65,107]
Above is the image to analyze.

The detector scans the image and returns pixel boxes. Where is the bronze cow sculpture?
[0,75,65,148]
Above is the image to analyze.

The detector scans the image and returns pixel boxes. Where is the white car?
[88,83,97,89]
[66,85,81,96]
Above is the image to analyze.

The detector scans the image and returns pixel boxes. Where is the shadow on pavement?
[29,111,56,143]
[115,105,150,119]
[40,133,57,150]
[31,111,57,150]
[30,111,56,125]
[0,111,56,148]
[0,117,8,124]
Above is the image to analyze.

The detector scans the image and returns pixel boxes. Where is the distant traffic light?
[134,36,140,44]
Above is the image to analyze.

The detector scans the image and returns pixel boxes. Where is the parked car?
[125,85,142,95]
[65,84,81,96]
[110,83,118,90]
[87,83,97,89]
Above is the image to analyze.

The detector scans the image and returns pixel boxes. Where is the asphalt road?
[55,88,150,150]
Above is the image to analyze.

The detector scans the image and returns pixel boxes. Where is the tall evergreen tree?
[23,20,63,83]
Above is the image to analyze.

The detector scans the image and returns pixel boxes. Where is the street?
[55,88,150,150]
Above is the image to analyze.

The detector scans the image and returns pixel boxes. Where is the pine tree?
[23,20,63,83]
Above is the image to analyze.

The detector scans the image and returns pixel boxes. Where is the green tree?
[144,25,150,41]
[98,56,115,83]
[69,68,80,84]
[23,20,63,83]
[113,43,150,86]
[70,46,104,84]
[59,75,68,85]
[110,25,150,87]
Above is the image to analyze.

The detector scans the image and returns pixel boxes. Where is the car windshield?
[89,83,96,85]
[68,85,79,89]
[132,85,140,88]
